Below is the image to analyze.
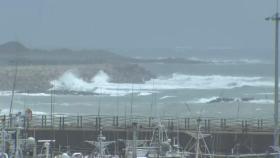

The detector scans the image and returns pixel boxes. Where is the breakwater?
[1,114,276,154]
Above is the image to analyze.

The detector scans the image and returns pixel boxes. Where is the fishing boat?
[124,121,185,158]
[84,127,119,158]
[0,112,37,158]
[146,122,185,158]
[124,139,150,158]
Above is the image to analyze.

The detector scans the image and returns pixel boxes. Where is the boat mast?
[9,63,18,128]
[266,0,280,150]
[195,119,201,158]
[274,10,279,150]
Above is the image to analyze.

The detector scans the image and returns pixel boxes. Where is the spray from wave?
[50,70,273,96]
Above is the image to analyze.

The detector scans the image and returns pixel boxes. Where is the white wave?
[248,99,273,104]
[209,59,265,65]
[51,70,273,96]
[18,93,50,97]
[0,91,50,97]
[91,70,110,83]
[188,57,266,65]
[0,91,12,96]
[31,111,48,115]
[159,96,177,100]
[138,92,153,96]
[95,88,134,97]
[190,96,273,104]
[190,96,220,104]
[238,59,264,64]
[50,70,97,92]
[136,56,266,65]
[256,92,273,95]
[146,74,272,90]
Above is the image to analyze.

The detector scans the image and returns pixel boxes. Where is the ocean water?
[0,48,276,119]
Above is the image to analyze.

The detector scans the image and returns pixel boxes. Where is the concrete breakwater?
[2,114,276,154]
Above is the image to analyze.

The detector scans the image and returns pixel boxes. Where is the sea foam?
[50,70,273,96]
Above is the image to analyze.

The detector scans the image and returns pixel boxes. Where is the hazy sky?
[0,0,276,50]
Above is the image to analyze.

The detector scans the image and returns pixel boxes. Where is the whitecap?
[50,70,273,96]
[248,99,273,104]
[159,96,177,100]
[0,91,12,96]
[0,91,50,97]
[190,96,220,104]
[138,92,153,96]
[19,93,50,97]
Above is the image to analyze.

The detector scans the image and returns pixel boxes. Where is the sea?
[0,48,276,119]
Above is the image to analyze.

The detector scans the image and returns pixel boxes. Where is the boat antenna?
[266,0,280,152]
[9,62,18,127]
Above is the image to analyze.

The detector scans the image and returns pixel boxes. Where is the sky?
[0,0,277,50]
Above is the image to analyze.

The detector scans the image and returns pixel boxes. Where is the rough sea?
[0,48,276,119]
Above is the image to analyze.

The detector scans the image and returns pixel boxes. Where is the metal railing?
[0,114,275,133]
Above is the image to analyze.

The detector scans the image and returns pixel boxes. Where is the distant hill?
[0,42,155,92]
[0,41,132,65]
[0,41,28,53]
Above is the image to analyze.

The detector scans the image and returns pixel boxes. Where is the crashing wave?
[50,70,273,96]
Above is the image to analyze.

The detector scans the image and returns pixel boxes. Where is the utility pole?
[266,11,280,151]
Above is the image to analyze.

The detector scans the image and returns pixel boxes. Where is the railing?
[0,114,275,133]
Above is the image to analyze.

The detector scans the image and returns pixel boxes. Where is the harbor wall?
[25,128,274,154]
